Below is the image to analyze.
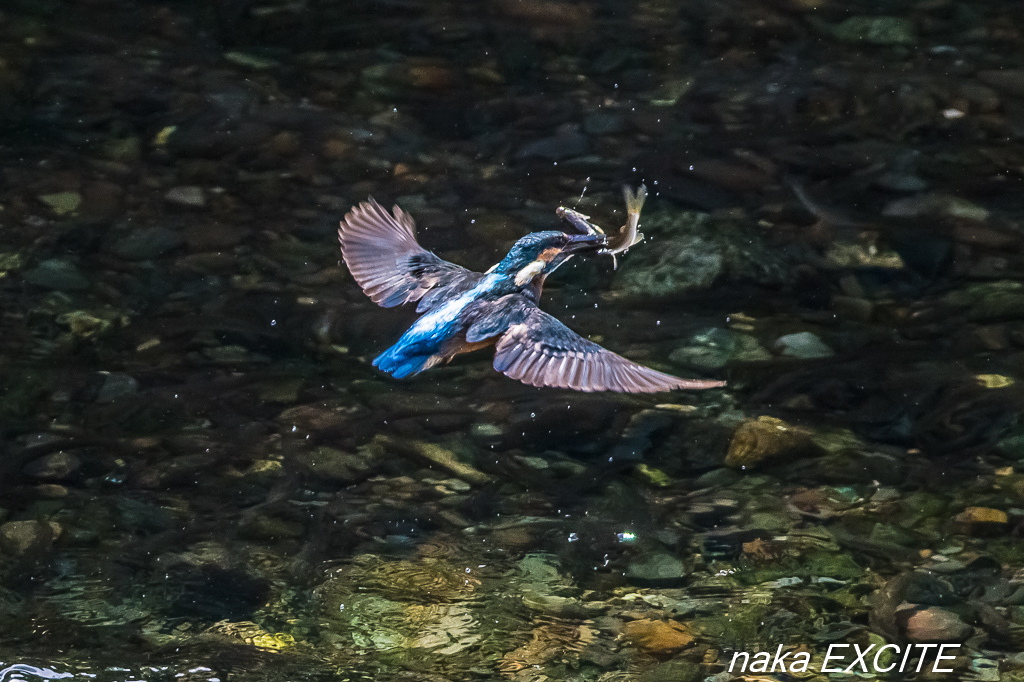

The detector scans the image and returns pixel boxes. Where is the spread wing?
[339,199,480,310]
[475,297,726,393]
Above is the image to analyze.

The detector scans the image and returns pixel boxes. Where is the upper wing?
[475,298,726,393]
[339,199,480,310]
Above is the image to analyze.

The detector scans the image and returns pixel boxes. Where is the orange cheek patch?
[538,247,561,262]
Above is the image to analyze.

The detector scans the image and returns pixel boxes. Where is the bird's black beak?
[563,232,607,253]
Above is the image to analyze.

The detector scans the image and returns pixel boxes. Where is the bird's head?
[492,231,606,285]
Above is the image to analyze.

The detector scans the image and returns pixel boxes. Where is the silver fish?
[557,184,646,269]
[606,183,646,260]
[556,206,605,237]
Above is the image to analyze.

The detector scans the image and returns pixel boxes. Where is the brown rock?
[0,520,61,556]
[899,607,972,644]
[952,506,1008,536]
[489,526,535,549]
[295,446,372,483]
[35,484,69,499]
[268,131,301,156]
[408,64,457,90]
[277,403,351,433]
[788,488,849,519]
[742,537,785,563]
[870,572,914,640]
[23,451,82,481]
[322,138,351,159]
[725,416,818,469]
[622,619,695,655]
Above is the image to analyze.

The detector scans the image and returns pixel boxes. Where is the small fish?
[557,184,646,269]
[555,206,604,237]
[606,183,647,263]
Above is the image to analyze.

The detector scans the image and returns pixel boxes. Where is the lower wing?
[467,296,726,393]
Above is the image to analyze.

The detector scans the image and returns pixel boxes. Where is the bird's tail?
[372,343,438,379]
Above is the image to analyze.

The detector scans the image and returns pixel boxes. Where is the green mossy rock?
[832,16,916,45]
[615,211,786,298]
[670,328,770,370]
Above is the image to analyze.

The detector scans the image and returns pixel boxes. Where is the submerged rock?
[951,507,1008,536]
[669,327,770,369]
[164,185,206,208]
[295,446,373,483]
[24,258,90,291]
[22,451,81,481]
[38,191,81,215]
[773,332,834,359]
[111,227,184,260]
[58,310,119,339]
[964,283,1024,322]
[0,520,61,556]
[614,210,785,298]
[95,373,139,403]
[622,619,695,655]
[583,112,626,135]
[725,416,819,469]
[899,607,972,643]
[626,552,688,585]
[323,554,483,605]
[996,429,1024,460]
[608,409,673,461]
[277,403,352,434]
[831,16,916,45]
[883,193,989,222]
[516,131,589,160]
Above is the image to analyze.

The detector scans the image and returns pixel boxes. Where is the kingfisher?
[338,198,726,393]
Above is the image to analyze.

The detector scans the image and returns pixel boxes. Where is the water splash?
[0,665,73,682]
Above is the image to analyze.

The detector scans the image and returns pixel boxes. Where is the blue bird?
[339,199,726,392]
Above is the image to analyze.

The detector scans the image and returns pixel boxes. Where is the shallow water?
[2,1,1024,680]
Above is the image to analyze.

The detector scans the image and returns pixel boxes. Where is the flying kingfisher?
[338,198,726,393]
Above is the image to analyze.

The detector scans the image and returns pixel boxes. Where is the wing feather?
[339,198,480,310]
[492,303,726,393]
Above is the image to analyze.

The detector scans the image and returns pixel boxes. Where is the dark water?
[2,1,1024,680]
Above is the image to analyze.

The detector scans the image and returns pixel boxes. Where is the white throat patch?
[514,259,546,286]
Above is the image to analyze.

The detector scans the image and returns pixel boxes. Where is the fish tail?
[623,183,647,215]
